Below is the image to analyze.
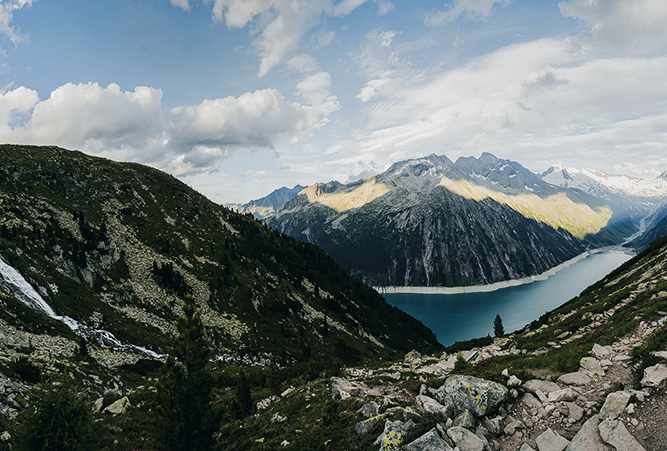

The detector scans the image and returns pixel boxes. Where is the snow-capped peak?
[541,165,667,197]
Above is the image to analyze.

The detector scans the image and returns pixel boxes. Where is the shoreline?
[374,246,635,295]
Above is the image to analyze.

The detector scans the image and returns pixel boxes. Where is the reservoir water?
[383,249,633,346]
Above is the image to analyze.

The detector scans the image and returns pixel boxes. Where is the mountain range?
[0,145,440,366]
[266,153,666,287]
[227,185,306,220]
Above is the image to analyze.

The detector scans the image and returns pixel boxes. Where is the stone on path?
[523,380,561,394]
[557,372,591,386]
[403,428,454,451]
[535,428,570,451]
[548,388,577,403]
[446,426,485,451]
[640,363,667,387]
[580,357,605,376]
[565,415,613,451]
[520,445,536,451]
[598,419,646,451]
[592,344,611,358]
[598,391,631,420]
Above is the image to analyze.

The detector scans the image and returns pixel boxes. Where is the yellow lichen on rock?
[438,177,612,239]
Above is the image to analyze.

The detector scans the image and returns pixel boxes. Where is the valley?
[0,145,665,450]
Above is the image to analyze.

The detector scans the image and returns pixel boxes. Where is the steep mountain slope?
[267,153,642,287]
[0,145,440,365]
[227,185,306,220]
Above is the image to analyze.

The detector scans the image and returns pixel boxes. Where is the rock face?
[267,153,634,287]
[440,375,508,417]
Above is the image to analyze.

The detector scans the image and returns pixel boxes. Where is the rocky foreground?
[326,310,667,451]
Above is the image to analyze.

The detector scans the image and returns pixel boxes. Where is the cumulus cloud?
[559,0,667,53]
[0,82,338,176]
[0,0,36,46]
[425,0,511,26]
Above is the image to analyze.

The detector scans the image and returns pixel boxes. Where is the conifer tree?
[155,295,214,451]
[493,314,505,338]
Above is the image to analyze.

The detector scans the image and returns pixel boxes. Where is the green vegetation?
[493,314,504,338]
[17,377,93,451]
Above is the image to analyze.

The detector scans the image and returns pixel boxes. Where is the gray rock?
[508,375,522,386]
[441,375,508,417]
[103,396,130,415]
[598,391,631,420]
[580,357,605,376]
[453,409,477,430]
[375,420,406,451]
[416,395,451,417]
[565,402,583,422]
[405,349,422,363]
[358,401,379,418]
[598,419,646,451]
[520,445,536,451]
[548,388,577,403]
[523,379,562,394]
[592,344,611,358]
[535,428,570,451]
[522,393,547,417]
[356,416,380,434]
[482,416,504,435]
[93,397,104,413]
[404,406,423,423]
[640,363,667,387]
[403,428,454,451]
[447,426,486,451]
[557,372,591,386]
[565,415,613,451]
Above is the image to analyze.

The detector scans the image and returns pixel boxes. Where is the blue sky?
[0,0,666,203]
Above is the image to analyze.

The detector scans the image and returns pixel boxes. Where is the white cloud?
[338,37,667,179]
[286,54,320,74]
[379,30,396,47]
[4,83,165,161]
[0,82,339,176]
[425,0,511,26]
[333,0,369,17]
[0,0,37,46]
[559,0,667,53]
[317,29,335,47]
[241,169,268,179]
[166,88,337,173]
[169,0,191,10]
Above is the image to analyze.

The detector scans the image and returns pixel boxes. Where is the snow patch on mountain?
[541,164,667,197]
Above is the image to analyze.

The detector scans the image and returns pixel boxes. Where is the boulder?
[598,391,631,420]
[416,395,452,417]
[375,420,406,451]
[557,372,591,386]
[403,428,454,451]
[598,419,646,451]
[508,375,522,386]
[640,363,667,387]
[103,396,130,415]
[565,402,583,422]
[405,350,422,364]
[452,409,476,430]
[535,428,570,451]
[520,445,536,451]
[441,375,508,417]
[565,415,613,451]
[592,344,611,358]
[356,416,380,434]
[548,388,577,403]
[523,380,561,394]
[580,358,604,376]
[358,401,379,418]
[404,406,423,423]
[447,426,486,451]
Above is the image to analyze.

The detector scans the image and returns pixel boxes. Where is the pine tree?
[493,314,505,338]
[155,295,215,451]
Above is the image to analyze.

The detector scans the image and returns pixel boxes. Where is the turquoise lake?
[383,249,633,346]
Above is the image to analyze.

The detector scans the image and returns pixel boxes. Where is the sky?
[0,0,666,204]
